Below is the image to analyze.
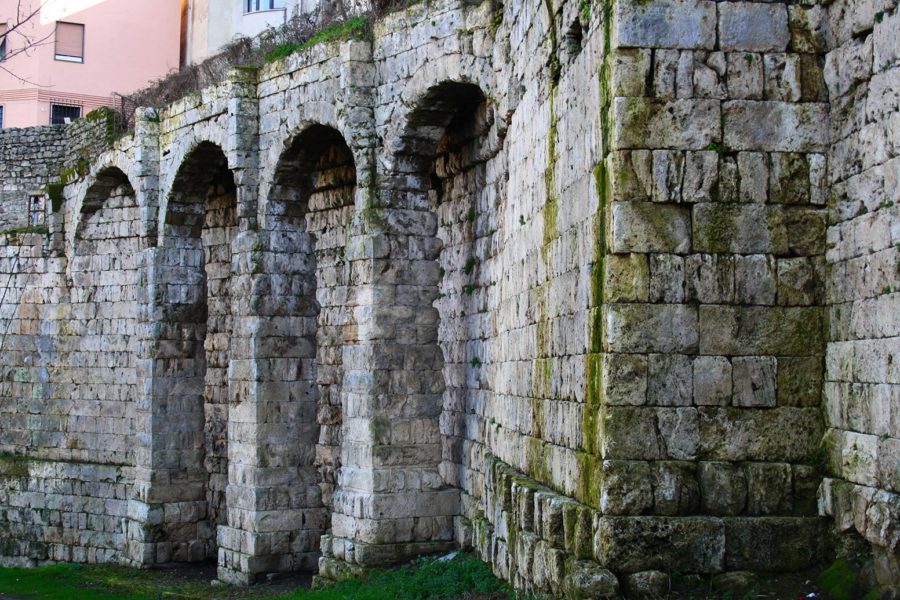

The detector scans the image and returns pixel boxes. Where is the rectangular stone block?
[692,204,788,255]
[614,0,717,50]
[607,304,699,354]
[719,3,790,52]
[699,305,824,356]
[610,202,691,254]
[723,101,829,152]
[594,516,725,573]
[699,407,823,462]
[724,517,826,571]
[612,98,720,150]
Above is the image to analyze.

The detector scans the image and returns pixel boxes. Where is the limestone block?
[613,0,717,50]
[769,153,811,205]
[692,204,787,255]
[842,431,880,487]
[776,356,823,407]
[651,151,684,203]
[599,460,653,515]
[776,258,821,307]
[699,462,747,516]
[699,305,824,356]
[874,9,900,72]
[624,571,669,600]
[653,50,681,100]
[607,304,699,354]
[692,51,727,99]
[653,461,700,516]
[737,152,768,203]
[723,517,825,571]
[611,49,652,97]
[610,202,691,254]
[685,254,735,304]
[693,356,733,406]
[864,490,900,551]
[719,3,790,52]
[658,407,700,460]
[745,462,794,515]
[604,254,650,303]
[789,5,828,54]
[648,354,692,406]
[563,560,620,599]
[602,407,663,460]
[880,437,900,494]
[612,98,720,150]
[727,52,764,100]
[735,255,776,306]
[682,151,719,202]
[610,151,652,203]
[603,353,648,406]
[699,407,823,462]
[594,516,725,573]
[723,101,829,152]
[732,356,777,408]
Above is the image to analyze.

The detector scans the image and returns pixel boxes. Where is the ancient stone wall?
[0,128,66,231]
[819,0,900,587]
[0,0,896,596]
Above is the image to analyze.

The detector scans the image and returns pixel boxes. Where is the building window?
[55,22,84,63]
[29,196,46,227]
[50,104,81,125]
[0,24,7,61]
[245,0,285,12]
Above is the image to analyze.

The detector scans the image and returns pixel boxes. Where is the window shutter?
[55,22,84,59]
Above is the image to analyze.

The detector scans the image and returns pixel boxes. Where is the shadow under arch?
[256,123,357,570]
[393,80,499,493]
[152,140,237,564]
[320,80,497,565]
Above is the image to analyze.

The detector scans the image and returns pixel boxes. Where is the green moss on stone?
[0,454,30,479]
[704,206,736,254]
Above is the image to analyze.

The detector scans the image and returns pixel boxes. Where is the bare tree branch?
[1,0,54,86]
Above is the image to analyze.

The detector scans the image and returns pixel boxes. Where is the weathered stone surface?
[699,462,747,516]
[723,517,826,571]
[595,516,725,573]
[610,202,691,254]
[563,561,620,599]
[614,0,717,50]
[719,3,790,52]
[612,98,721,150]
[723,101,829,152]
[624,571,669,600]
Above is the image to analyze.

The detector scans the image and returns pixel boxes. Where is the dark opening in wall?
[564,19,583,62]
[161,141,237,563]
[267,123,357,556]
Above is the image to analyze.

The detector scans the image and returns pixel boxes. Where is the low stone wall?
[0,455,132,567]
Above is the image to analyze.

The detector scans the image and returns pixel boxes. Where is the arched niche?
[157,141,237,562]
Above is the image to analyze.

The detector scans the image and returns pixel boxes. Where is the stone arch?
[388,80,499,492]
[154,140,238,563]
[267,123,357,517]
[65,166,142,466]
[66,151,142,266]
[322,80,497,565]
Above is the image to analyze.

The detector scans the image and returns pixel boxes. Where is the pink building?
[0,0,182,129]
